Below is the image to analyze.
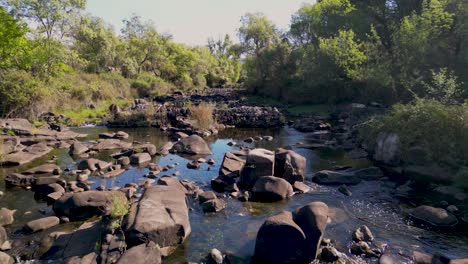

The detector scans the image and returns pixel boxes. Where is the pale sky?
[86,0,316,46]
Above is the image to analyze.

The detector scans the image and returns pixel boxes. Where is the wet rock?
[53,191,127,221]
[240,149,275,187]
[170,135,211,155]
[244,137,254,143]
[0,226,7,246]
[135,143,157,156]
[350,241,380,258]
[24,163,61,175]
[69,141,88,156]
[99,132,116,139]
[354,167,384,180]
[117,156,130,166]
[374,133,400,166]
[0,143,54,166]
[0,208,15,226]
[76,170,91,182]
[252,176,294,202]
[5,173,35,187]
[130,153,152,165]
[202,199,226,213]
[263,136,273,141]
[352,225,374,242]
[209,248,223,264]
[187,161,200,169]
[338,185,352,196]
[117,242,161,264]
[319,247,347,263]
[158,142,174,156]
[92,139,132,151]
[199,191,217,203]
[123,185,190,254]
[115,131,129,139]
[254,202,329,263]
[293,182,311,194]
[379,254,399,264]
[274,148,306,183]
[157,176,189,195]
[446,205,458,214]
[409,205,458,226]
[207,158,215,165]
[24,216,60,233]
[219,152,247,178]
[77,158,111,171]
[313,170,361,185]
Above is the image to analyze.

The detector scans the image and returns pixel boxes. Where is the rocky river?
[0,100,467,263]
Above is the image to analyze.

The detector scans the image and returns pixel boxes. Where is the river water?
[0,127,467,263]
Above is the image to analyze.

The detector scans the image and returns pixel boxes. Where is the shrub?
[131,72,173,98]
[364,98,468,165]
[189,102,216,131]
[0,70,49,118]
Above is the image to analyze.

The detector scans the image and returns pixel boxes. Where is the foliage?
[365,98,468,165]
[189,102,216,131]
[131,72,173,98]
[0,7,31,70]
[0,70,49,118]
[422,68,464,104]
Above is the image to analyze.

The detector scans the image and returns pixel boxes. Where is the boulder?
[158,142,173,156]
[202,199,226,213]
[409,206,458,226]
[312,170,361,185]
[0,252,13,264]
[157,176,189,195]
[219,152,247,178]
[170,135,211,155]
[274,148,306,183]
[199,191,217,203]
[115,131,129,139]
[123,186,190,253]
[137,143,157,156]
[117,156,130,166]
[209,248,224,264]
[69,142,89,156]
[187,161,200,169]
[0,118,33,136]
[53,191,127,221]
[92,139,132,151]
[254,203,329,264]
[77,158,111,171]
[352,225,374,242]
[240,148,275,187]
[5,173,35,187]
[130,153,152,165]
[0,143,53,166]
[252,176,294,202]
[293,182,311,194]
[0,208,15,226]
[117,242,161,264]
[24,164,61,175]
[374,133,400,166]
[24,216,60,233]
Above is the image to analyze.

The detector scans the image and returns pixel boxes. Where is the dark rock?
[117,242,161,264]
[123,186,190,253]
[202,199,226,213]
[409,206,458,226]
[338,185,352,196]
[115,131,129,139]
[170,135,211,155]
[252,176,294,202]
[240,148,275,187]
[219,152,246,178]
[199,191,217,203]
[53,191,127,221]
[274,148,306,183]
[354,167,384,181]
[374,133,400,166]
[24,164,61,175]
[5,173,35,187]
[313,170,361,185]
[187,161,200,169]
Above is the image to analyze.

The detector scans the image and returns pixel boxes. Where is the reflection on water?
[0,127,467,262]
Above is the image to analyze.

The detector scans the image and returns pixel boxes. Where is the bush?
[189,102,216,131]
[364,98,468,165]
[0,70,49,118]
[131,72,173,98]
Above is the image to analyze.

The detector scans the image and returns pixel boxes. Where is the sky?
[86,0,316,46]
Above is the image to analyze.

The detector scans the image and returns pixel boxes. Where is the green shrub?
[364,98,468,165]
[131,72,173,98]
[0,70,49,118]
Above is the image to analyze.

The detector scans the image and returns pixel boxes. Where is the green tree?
[0,7,31,70]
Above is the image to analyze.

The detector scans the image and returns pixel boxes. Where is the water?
[0,127,467,263]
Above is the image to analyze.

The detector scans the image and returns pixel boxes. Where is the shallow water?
[0,127,467,263]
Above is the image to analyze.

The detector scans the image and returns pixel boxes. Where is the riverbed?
[0,126,467,263]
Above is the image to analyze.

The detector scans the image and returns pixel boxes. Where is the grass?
[108,192,130,230]
[61,99,132,126]
[189,102,216,131]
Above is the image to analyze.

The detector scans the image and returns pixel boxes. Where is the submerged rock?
[313,170,361,185]
[409,205,458,226]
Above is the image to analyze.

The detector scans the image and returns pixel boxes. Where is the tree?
[238,13,280,55]
[0,6,31,70]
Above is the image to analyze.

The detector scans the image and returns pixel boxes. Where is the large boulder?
[252,176,294,202]
[24,216,60,233]
[0,208,15,226]
[170,135,211,155]
[274,148,306,183]
[374,133,400,166]
[219,152,247,178]
[53,191,127,221]
[240,148,275,188]
[123,185,190,254]
[312,170,361,185]
[254,202,329,264]
[0,119,33,136]
[409,206,458,226]
[0,252,13,264]
[117,242,161,264]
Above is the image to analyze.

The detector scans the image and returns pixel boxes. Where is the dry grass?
[189,102,216,131]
